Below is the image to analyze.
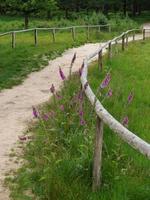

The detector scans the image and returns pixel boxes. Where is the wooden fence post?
[52,28,56,42]
[34,28,38,46]
[133,31,135,41]
[122,34,125,51]
[98,50,103,71]
[143,29,146,40]
[87,26,90,40]
[109,25,111,33]
[92,116,104,192]
[126,34,128,46]
[98,26,101,32]
[71,27,75,41]
[108,42,112,59]
[12,31,16,48]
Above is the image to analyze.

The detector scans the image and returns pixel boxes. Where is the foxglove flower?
[50,84,55,94]
[79,63,84,77]
[60,105,65,111]
[59,67,66,80]
[79,110,84,117]
[56,92,62,100]
[71,53,76,65]
[122,116,129,127]
[19,136,27,141]
[84,82,89,90]
[107,89,113,97]
[80,118,86,126]
[100,73,111,89]
[32,106,38,118]
[128,92,134,104]
[43,114,49,121]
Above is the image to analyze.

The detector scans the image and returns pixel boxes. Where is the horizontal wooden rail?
[0,24,111,48]
[0,24,111,37]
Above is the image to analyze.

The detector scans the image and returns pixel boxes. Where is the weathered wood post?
[34,28,38,46]
[71,27,76,41]
[108,42,112,59]
[122,34,125,51]
[143,29,146,40]
[12,31,16,48]
[109,25,111,33]
[126,34,128,46]
[92,116,104,192]
[87,26,90,40]
[98,25,101,32]
[52,28,56,42]
[133,31,135,41]
[98,50,103,71]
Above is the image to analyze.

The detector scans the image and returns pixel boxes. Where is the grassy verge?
[0,14,140,91]
[0,29,117,91]
[7,39,150,200]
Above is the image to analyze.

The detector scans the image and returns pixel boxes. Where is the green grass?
[0,29,117,91]
[7,39,150,199]
[0,15,140,91]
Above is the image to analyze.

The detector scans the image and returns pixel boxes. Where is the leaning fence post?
[52,28,56,42]
[34,28,38,46]
[92,116,104,192]
[143,29,146,40]
[12,31,16,48]
[108,42,112,59]
[98,50,103,71]
[122,34,125,51]
[71,27,75,41]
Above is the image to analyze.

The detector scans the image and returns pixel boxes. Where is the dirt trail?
[0,30,146,199]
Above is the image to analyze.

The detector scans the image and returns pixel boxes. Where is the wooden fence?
[80,28,150,191]
[0,24,111,48]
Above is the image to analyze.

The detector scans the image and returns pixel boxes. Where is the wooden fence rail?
[80,28,150,191]
[0,24,111,48]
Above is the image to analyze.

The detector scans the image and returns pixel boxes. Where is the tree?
[6,0,57,29]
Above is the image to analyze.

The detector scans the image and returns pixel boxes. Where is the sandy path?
[0,30,146,199]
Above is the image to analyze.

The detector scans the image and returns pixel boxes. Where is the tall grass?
[7,39,150,200]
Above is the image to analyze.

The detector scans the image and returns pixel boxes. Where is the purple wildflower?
[32,106,38,118]
[128,92,134,104]
[71,53,76,65]
[43,114,49,121]
[122,116,129,127]
[79,63,84,77]
[59,67,66,80]
[50,84,55,94]
[79,110,84,117]
[107,89,113,97]
[78,90,84,101]
[80,118,86,126]
[84,82,89,90]
[60,105,65,111]
[56,92,62,100]
[19,135,27,141]
[100,73,111,89]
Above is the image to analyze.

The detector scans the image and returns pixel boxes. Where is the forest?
[0,0,150,28]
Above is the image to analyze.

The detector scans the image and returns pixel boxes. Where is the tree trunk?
[132,0,137,16]
[65,9,69,19]
[24,13,29,29]
[123,0,127,16]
